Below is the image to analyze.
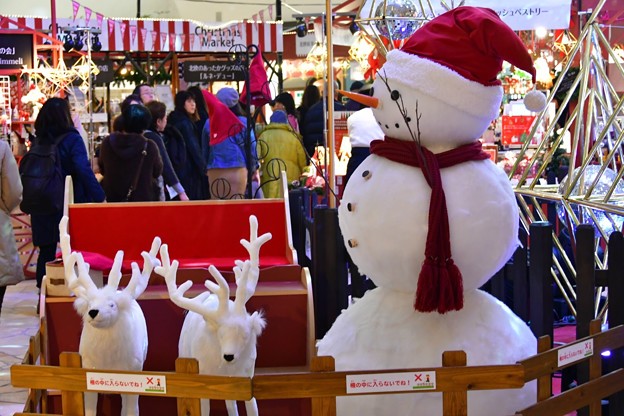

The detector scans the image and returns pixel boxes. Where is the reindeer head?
[59,216,161,330]
[211,261,267,363]
[156,215,271,364]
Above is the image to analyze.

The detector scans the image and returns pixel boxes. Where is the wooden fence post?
[442,351,467,416]
[310,356,337,416]
[575,224,596,416]
[607,231,624,416]
[588,320,603,416]
[59,352,84,416]
[529,221,553,341]
[536,335,553,402]
[175,358,201,416]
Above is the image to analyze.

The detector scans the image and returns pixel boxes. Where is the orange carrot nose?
[337,89,380,109]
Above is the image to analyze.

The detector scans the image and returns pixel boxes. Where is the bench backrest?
[65,177,296,269]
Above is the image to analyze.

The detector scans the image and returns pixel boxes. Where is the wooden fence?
[11,321,624,416]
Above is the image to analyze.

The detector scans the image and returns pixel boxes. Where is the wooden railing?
[12,323,624,416]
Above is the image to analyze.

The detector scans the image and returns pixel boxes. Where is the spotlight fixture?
[92,34,102,52]
[74,31,84,51]
[296,18,308,38]
[63,32,75,52]
[349,17,360,35]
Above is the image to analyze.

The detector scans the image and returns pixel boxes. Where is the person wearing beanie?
[167,90,208,200]
[256,109,307,198]
[203,87,260,199]
[270,92,300,133]
[98,104,163,202]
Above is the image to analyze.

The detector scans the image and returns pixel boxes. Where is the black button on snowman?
[318,7,546,415]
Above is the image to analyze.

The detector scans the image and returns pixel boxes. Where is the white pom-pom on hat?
[524,88,548,113]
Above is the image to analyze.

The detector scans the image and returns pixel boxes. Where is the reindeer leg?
[225,400,239,416]
[121,393,139,416]
[200,398,210,416]
[83,391,98,416]
[244,398,259,416]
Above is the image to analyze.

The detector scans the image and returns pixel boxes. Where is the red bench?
[63,177,297,272]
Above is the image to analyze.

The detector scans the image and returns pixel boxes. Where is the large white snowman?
[317,6,547,415]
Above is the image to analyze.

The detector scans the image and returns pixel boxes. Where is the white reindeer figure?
[59,216,161,416]
[156,215,271,416]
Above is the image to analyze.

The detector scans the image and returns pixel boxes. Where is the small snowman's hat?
[381,6,546,118]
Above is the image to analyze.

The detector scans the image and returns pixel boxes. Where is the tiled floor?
[0,280,39,416]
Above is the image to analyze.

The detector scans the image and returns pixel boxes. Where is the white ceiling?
[2,0,329,24]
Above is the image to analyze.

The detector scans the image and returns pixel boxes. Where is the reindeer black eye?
[109,302,115,308]
[390,90,400,101]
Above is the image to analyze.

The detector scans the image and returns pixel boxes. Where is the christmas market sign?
[0,33,34,70]
[182,61,246,82]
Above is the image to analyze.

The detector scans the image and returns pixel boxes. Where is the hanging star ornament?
[553,30,577,61]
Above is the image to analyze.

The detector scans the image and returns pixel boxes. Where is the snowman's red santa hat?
[383,6,546,118]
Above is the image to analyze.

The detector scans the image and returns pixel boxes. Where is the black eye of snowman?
[390,90,400,101]
[406,117,412,122]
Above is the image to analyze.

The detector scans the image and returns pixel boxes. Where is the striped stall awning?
[1,16,283,53]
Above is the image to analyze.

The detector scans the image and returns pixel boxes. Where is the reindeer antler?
[155,245,230,325]
[233,260,253,314]
[68,252,98,299]
[124,237,161,299]
[59,216,97,299]
[238,215,272,269]
[106,251,125,290]
[233,215,271,307]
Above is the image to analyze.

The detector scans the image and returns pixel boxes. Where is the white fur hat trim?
[381,49,504,121]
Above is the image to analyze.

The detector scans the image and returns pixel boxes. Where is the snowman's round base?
[317,288,536,415]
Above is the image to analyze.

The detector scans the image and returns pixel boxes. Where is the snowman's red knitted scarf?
[370,137,489,313]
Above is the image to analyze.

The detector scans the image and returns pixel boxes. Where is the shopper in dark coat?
[167,91,208,200]
[296,84,321,127]
[30,97,105,289]
[300,98,345,161]
[98,105,163,202]
[144,101,189,201]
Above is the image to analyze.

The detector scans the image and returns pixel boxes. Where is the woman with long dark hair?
[30,97,105,289]
[144,101,189,201]
[167,90,208,200]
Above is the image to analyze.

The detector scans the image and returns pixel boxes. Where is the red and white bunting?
[96,12,104,29]
[140,27,147,46]
[151,31,158,50]
[129,25,137,44]
[71,0,80,21]
[119,21,127,39]
[259,10,265,23]
[0,15,283,53]
[268,5,273,20]
[168,33,176,50]
[84,7,92,25]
